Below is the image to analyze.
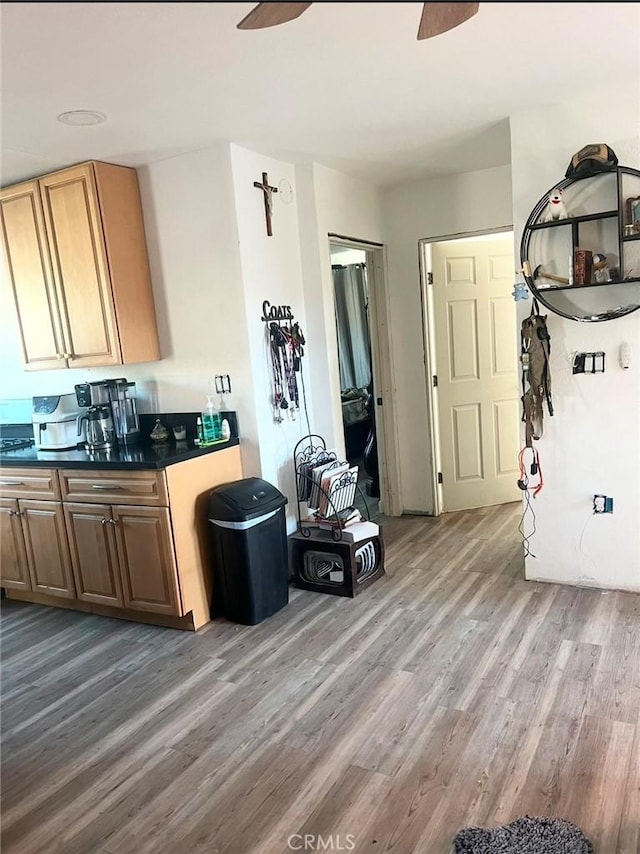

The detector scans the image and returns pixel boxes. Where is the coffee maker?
[74,382,116,451]
[74,379,140,448]
[106,379,140,445]
[74,381,110,408]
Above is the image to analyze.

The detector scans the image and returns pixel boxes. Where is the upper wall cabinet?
[1,161,160,370]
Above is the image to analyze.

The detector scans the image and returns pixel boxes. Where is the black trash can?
[208,477,288,625]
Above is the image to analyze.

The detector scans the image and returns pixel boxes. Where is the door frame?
[418,225,514,516]
[328,235,402,517]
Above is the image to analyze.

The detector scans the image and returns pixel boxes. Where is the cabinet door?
[19,500,75,598]
[0,498,31,590]
[39,164,121,368]
[64,503,123,607]
[0,181,66,370]
[112,506,181,615]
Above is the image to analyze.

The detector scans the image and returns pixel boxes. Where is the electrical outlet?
[593,494,613,513]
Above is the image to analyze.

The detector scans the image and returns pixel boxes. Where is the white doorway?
[328,237,401,519]
[330,246,378,519]
[421,230,521,514]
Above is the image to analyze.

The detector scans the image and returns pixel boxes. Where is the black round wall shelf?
[520,165,640,321]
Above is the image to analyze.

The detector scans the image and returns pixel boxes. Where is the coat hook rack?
[261,299,294,323]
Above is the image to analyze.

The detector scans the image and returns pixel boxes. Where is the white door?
[431,235,520,511]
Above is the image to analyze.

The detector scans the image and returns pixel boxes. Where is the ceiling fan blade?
[417,2,479,39]
[237,2,312,30]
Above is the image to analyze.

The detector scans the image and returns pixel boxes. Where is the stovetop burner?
[0,437,35,452]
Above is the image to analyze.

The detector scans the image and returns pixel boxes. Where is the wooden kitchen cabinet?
[0,469,72,597]
[0,467,61,500]
[0,160,160,371]
[0,445,244,630]
[64,503,124,607]
[113,505,180,616]
[0,181,65,369]
[59,468,167,506]
[0,497,31,590]
[1,489,74,599]
[64,501,179,615]
[19,500,75,599]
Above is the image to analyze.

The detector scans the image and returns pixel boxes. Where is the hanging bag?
[520,298,553,446]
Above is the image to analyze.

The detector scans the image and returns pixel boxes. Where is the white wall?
[510,83,640,592]
[0,143,262,476]
[382,164,513,513]
[297,163,384,455]
[136,144,261,477]
[230,145,314,529]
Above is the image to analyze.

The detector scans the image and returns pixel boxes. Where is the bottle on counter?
[201,395,222,445]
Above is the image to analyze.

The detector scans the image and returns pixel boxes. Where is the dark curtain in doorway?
[332,263,371,390]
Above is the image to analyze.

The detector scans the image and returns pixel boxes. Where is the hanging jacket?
[521,299,553,446]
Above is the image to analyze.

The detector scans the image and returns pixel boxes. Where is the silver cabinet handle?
[101,518,107,525]
[1,481,25,486]
[92,484,123,490]
[9,510,22,517]
[108,518,117,526]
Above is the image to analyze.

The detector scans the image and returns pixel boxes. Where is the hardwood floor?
[1,502,638,854]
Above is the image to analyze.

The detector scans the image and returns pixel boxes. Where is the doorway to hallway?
[421,230,521,514]
[330,245,379,521]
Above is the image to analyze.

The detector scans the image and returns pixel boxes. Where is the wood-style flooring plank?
[2,501,638,854]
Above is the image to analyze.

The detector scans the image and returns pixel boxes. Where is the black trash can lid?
[208,477,287,522]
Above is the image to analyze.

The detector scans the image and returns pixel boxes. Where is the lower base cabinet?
[113,505,180,615]
[0,496,75,598]
[0,497,30,591]
[64,503,124,607]
[64,503,180,615]
[0,447,244,630]
[20,500,76,599]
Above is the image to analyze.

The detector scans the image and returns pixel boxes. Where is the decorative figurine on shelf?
[150,418,169,443]
[543,187,569,222]
[592,253,612,284]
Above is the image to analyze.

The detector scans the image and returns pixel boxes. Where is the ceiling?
[1,2,638,187]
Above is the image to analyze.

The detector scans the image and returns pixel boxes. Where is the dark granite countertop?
[0,437,240,470]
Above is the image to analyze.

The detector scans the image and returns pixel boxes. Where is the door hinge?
[437,472,443,484]
[432,375,438,387]
[376,397,383,406]
[427,272,434,285]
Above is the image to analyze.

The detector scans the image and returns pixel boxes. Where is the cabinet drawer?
[0,468,60,500]
[59,469,167,506]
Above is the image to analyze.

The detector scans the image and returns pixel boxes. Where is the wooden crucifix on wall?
[253,172,278,236]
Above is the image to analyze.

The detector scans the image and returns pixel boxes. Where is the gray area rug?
[453,816,594,853]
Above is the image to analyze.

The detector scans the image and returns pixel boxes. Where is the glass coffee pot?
[77,404,115,451]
